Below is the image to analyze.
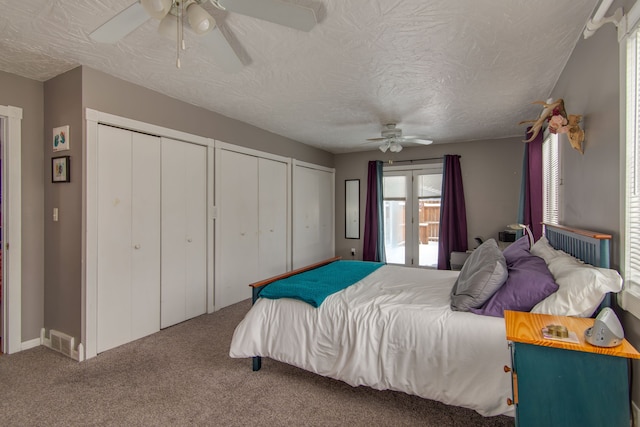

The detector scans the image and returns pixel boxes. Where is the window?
[624,26,640,295]
[383,164,442,268]
[621,20,640,317]
[542,133,560,225]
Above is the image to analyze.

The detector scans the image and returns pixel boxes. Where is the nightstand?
[504,310,640,427]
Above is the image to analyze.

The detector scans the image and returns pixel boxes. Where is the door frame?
[84,109,214,360]
[0,105,22,354]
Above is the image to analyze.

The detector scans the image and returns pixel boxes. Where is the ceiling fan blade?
[403,137,434,145]
[216,0,317,31]
[366,137,387,142]
[90,2,150,43]
[203,26,244,73]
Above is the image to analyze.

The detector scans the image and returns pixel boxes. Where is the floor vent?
[49,330,74,359]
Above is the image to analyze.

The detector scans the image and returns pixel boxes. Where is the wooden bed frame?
[246,224,613,371]
[542,223,611,268]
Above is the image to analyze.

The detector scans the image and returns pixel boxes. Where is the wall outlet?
[351,248,356,256]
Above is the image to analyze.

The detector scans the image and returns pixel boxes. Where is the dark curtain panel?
[437,155,468,270]
[519,128,543,241]
[363,160,386,262]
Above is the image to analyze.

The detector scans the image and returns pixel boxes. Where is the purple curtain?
[438,155,468,270]
[522,128,543,241]
[363,160,385,261]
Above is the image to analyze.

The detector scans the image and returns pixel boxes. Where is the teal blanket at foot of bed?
[259,260,384,307]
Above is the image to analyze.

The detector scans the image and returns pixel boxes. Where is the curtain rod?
[384,156,453,165]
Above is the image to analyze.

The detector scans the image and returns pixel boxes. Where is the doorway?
[383,164,443,268]
[0,105,23,354]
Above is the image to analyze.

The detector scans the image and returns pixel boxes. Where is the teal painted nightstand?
[504,310,640,427]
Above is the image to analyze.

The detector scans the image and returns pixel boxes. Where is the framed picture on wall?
[52,156,70,183]
[52,125,70,152]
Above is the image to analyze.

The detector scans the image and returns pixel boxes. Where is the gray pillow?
[450,239,508,311]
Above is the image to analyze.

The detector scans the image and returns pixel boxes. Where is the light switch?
[53,207,59,222]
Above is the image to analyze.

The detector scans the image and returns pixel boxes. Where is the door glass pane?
[417,174,442,268]
[383,176,406,198]
[383,175,406,264]
[384,200,405,264]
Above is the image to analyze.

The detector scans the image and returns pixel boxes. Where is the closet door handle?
[187,238,193,243]
[134,244,141,249]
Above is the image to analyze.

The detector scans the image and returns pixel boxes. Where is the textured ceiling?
[0,0,598,153]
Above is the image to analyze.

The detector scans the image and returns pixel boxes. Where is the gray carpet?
[0,299,514,426]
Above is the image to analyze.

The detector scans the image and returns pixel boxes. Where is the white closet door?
[216,150,259,309]
[161,138,207,328]
[184,143,207,319]
[258,158,288,279]
[130,133,161,340]
[96,125,160,353]
[293,165,335,269]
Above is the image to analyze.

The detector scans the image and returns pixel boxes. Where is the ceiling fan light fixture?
[187,3,216,35]
[158,13,178,39]
[379,142,389,153]
[141,0,173,20]
[389,143,403,153]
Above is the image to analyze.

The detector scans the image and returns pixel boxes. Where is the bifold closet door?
[216,150,259,309]
[258,158,288,278]
[96,125,161,353]
[161,138,207,329]
[293,165,335,269]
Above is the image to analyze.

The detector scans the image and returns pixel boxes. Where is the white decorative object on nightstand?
[450,251,471,270]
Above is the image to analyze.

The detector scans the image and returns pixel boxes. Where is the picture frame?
[345,179,360,239]
[52,156,70,183]
[52,125,70,152]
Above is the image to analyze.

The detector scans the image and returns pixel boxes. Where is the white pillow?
[531,253,622,317]
[530,236,565,264]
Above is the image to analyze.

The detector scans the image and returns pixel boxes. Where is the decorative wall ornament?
[518,98,584,153]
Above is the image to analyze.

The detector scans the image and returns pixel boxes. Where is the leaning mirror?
[345,179,360,239]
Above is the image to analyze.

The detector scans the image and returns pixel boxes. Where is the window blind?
[626,28,640,289]
[542,133,560,225]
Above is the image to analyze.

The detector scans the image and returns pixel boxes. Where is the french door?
[383,165,442,268]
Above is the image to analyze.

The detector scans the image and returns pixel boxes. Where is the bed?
[229,224,622,417]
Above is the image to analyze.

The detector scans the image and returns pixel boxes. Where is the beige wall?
[334,137,524,260]
[550,4,623,268]
[0,70,45,342]
[43,67,84,342]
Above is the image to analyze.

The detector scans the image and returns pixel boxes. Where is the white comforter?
[229,265,514,417]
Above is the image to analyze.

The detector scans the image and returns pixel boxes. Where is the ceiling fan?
[367,124,433,153]
[89,0,317,72]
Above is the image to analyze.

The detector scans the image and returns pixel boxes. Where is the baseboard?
[21,337,41,351]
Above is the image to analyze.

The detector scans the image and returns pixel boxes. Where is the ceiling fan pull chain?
[180,1,185,51]
[176,0,183,68]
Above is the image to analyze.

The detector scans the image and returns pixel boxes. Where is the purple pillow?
[470,254,559,318]
[502,236,531,266]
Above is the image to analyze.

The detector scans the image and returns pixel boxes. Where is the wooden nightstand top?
[505,310,640,359]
